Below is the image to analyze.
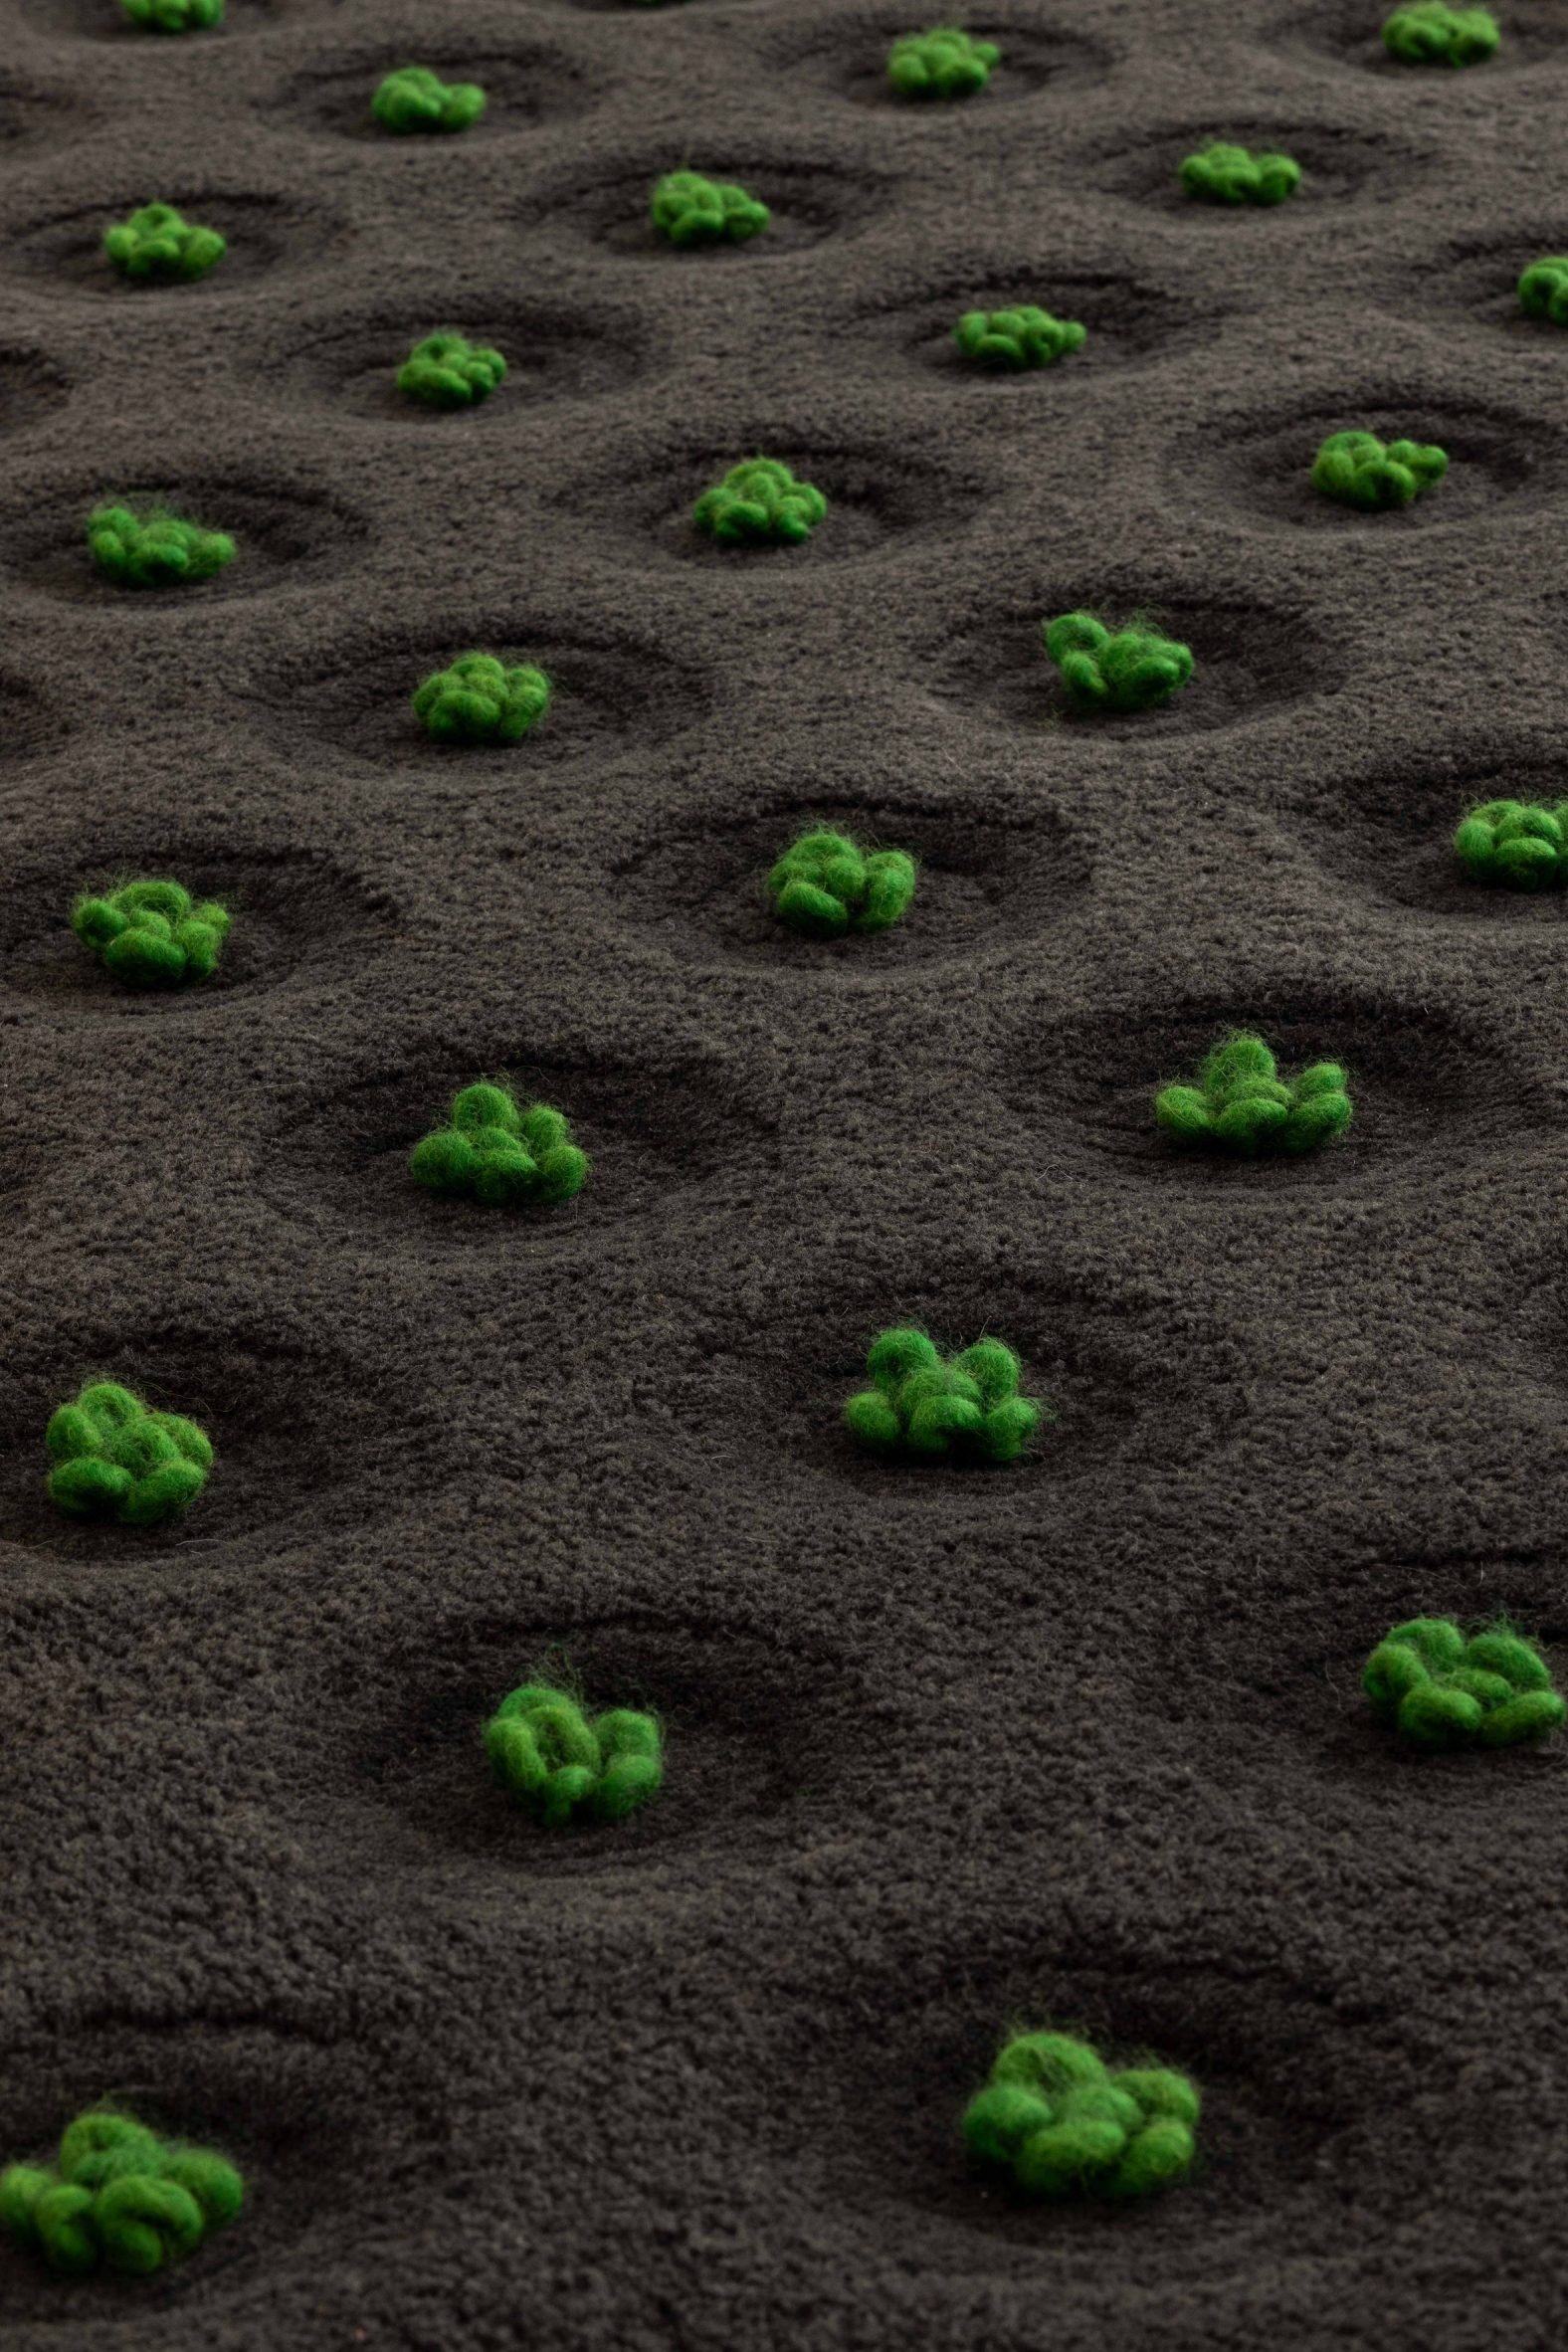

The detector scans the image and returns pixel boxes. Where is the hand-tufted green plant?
[89,503,235,589]
[372,66,487,133]
[46,1383,214,1525]
[1041,612,1194,712]
[72,880,230,987]
[119,0,223,29]
[887,26,1001,98]
[1179,143,1301,205]
[1,2109,243,2276]
[485,1681,663,1826]
[397,332,507,409]
[693,457,827,545]
[411,1082,590,1206]
[1155,1034,1352,1156]
[846,1328,1046,1464]
[1364,1619,1565,1749]
[766,829,917,937]
[103,203,226,283]
[964,2031,1200,2200]
[412,653,551,743]
[1382,3,1498,65]
[1518,256,1568,324]
[651,169,770,248]
[1311,430,1448,510]
[954,305,1085,369]
[1454,799,1568,887]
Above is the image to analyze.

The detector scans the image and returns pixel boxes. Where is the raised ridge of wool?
[650,170,770,248]
[103,203,226,283]
[411,1082,590,1206]
[119,0,222,29]
[963,2031,1199,2200]
[765,829,917,936]
[485,1682,663,1825]
[1155,1033,1352,1156]
[693,457,827,545]
[45,1381,213,1524]
[887,26,1000,98]
[412,654,551,743]
[953,305,1085,369]
[1311,430,1448,510]
[397,332,507,409]
[1179,143,1300,205]
[72,879,230,987]
[1454,799,1568,887]
[1518,257,1568,324]
[1041,611,1194,712]
[372,66,487,133]
[1382,3,1498,64]
[845,1328,1046,1464]
[1,2108,242,2275]
[1364,1619,1564,1748]
[88,504,235,589]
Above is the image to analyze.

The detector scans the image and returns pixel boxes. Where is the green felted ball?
[411,1082,590,1206]
[1382,3,1498,65]
[965,2032,1199,2202]
[1311,430,1448,510]
[412,653,551,743]
[0,2110,242,2277]
[119,0,222,29]
[102,203,226,283]
[485,1682,663,1826]
[1042,611,1194,712]
[45,1381,213,1525]
[397,332,507,409]
[1155,1034,1352,1157]
[1364,1618,1564,1749]
[887,25,1001,98]
[693,457,827,545]
[954,306,1086,369]
[72,879,230,987]
[88,503,235,589]
[372,66,487,133]
[1518,256,1568,323]
[1454,800,1568,887]
[765,829,917,937]
[650,169,770,248]
[846,1327,1048,1466]
[1179,143,1301,205]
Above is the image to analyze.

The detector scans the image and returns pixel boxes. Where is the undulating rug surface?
[2,1,1566,2344]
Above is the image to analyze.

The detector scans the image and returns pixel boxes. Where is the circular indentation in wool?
[518,154,888,260]
[1,192,341,298]
[1274,0,1559,71]
[266,43,596,139]
[2,476,367,605]
[1403,230,1568,342]
[18,0,282,35]
[847,267,1212,378]
[762,7,1109,107]
[268,295,649,419]
[1279,752,1568,918]
[1082,119,1427,212]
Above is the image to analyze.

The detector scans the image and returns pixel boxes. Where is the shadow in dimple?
[271,297,649,419]
[761,9,1110,108]
[1271,0,1561,72]
[266,43,596,139]
[1402,232,1568,342]
[1278,753,1568,918]
[1081,119,1429,213]
[1,194,340,298]
[2,479,367,604]
[18,0,281,35]
[519,155,887,260]
[849,269,1213,379]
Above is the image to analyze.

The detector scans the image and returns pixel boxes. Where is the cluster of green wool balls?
[1455,799,1568,886]
[89,503,235,589]
[955,306,1084,370]
[104,202,225,283]
[1312,430,1448,510]
[485,1683,663,1826]
[1,2110,242,2276]
[119,0,222,29]
[1042,612,1194,713]
[1382,3,1498,65]
[888,27,1000,98]
[1364,1621,1564,1749]
[652,170,769,248]
[694,457,827,545]
[72,879,229,987]
[846,1329,1046,1464]
[1155,1035,1353,1157]
[964,2033,1200,2201]
[411,1083,590,1207]
[1180,143,1300,205]
[398,332,506,409]
[46,1382,213,1525]
[414,653,551,743]
[1518,257,1568,324]
[766,830,917,936]
[372,66,487,133]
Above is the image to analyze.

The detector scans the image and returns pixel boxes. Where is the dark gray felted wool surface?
[2,0,1567,2343]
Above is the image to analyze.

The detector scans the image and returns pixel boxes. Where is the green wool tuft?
[693,457,827,546]
[119,0,222,29]
[1179,143,1301,205]
[1518,257,1568,324]
[1454,799,1568,888]
[372,66,487,134]
[1042,611,1194,713]
[88,504,235,589]
[1,2108,241,2275]
[846,1328,1047,1465]
[412,653,551,744]
[651,170,770,248]
[411,1082,590,1207]
[954,306,1085,370]
[1364,1619,1565,1749]
[964,2031,1199,2201]
[1155,1033,1352,1157]
[397,332,507,410]
[103,203,226,284]
[46,1383,213,1525]
[485,1682,663,1826]
[1311,430,1448,510]
[887,26,1001,98]
[766,829,917,938]
[1382,3,1498,65]
[72,879,230,988]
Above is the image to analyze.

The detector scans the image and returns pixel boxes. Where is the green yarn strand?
[88,504,235,589]
[411,1082,589,1207]
[1364,1618,1563,1749]
[485,1682,663,1826]
[45,1383,213,1525]
[964,2032,1198,2202]
[1042,611,1194,712]
[1155,1034,1352,1157]
[1311,430,1448,510]
[954,306,1085,370]
[413,654,550,743]
[0,2110,242,2277]
[846,1327,1047,1465]
[103,203,226,283]
[1382,3,1498,65]
[1180,144,1300,205]
[1454,799,1568,887]
[1519,258,1568,324]
[888,26,1001,98]
[397,333,506,409]
[766,830,917,937]
[651,170,769,248]
[73,880,230,987]
[119,0,222,29]
[693,458,827,545]
[372,67,487,133]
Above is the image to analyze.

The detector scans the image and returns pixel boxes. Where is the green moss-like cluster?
[766,829,917,937]
[372,66,487,133]
[887,26,1001,98]
[1156,1034,1352,1157]
[397,332,507,409]
[103,202,225,283]
[1041,612,1195,713]
[1179,143,1301,205]
[693,457,827,545]
[1382,3,1498,65]
[72,880,230,988]
[46,1382,213,1525]
[120,0,222,30]
[846,1328,1046,1465]
[954,305,1085,370]
[485,1681,663,1826]
[964,2032,1199,2201]
[1311,430,1448,510]
[411,1082,590,1206]
[1364,1619,1565,1749]
[1518,256,1568,324]
[651,169,770,248]
[412,653,551,743]
[1454,799,1568,887]
[88,503,235,589]
[1,2110,242,2276]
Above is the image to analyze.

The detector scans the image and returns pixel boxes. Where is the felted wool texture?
[484,1682,664,1826]
[1454,800,1568,887]
[692,457,827,544]
[119,0,223,30]
[1179,144,1301,205]
[1518,258,1568,324]
[963,2032,1200,2200]
[71,878,230,986]
[765,829,917,936]
[953,306,1086,370]
[650,171,770,249]
[1382,3,1499,65]
[410,1082,591,1206]
[1311,430,1448,510]
[886,27,1001,99]
[844,1328,1047,1464]
[0,2109,243,2277]
[1041,611,1195,711]
[411,653,551,742]
[397,333,507,410]
[1363,1620,1565,1749]
[1155,1033,1353,1156]
[371,68,487,134]
[87,504,235,588]
[102,203,226,284]
[45,1381,214,1524]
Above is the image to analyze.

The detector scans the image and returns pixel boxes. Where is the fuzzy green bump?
[1311,430,1448,510]
[1042,611,1194,713]
[372,66,487,134]
[88,503,235,590]
[46,1383,213,1526]
[412,653,551,744]
[485,1682,663,1826]
[954,306,1085,370]
[1,2108,241,2276]
[103,202,226,284]
[651,170,770,249]
[846,1328,1046,1465]
[887,26,1001,98]
[411,1082,590,1207]
[1518,257,1568,324]
[72,879,230,988]
[1365,1619,1565,1749]
[766,830,917,938]
[1382,3,1498,65]
[1155,1034,1352,1157]
[693,457,827,546]
[397,332,507,410]
[964,2032,1199,2201]
[1179,143,1301,205]
[119,0,222,29]
[1454,799,1568,888]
